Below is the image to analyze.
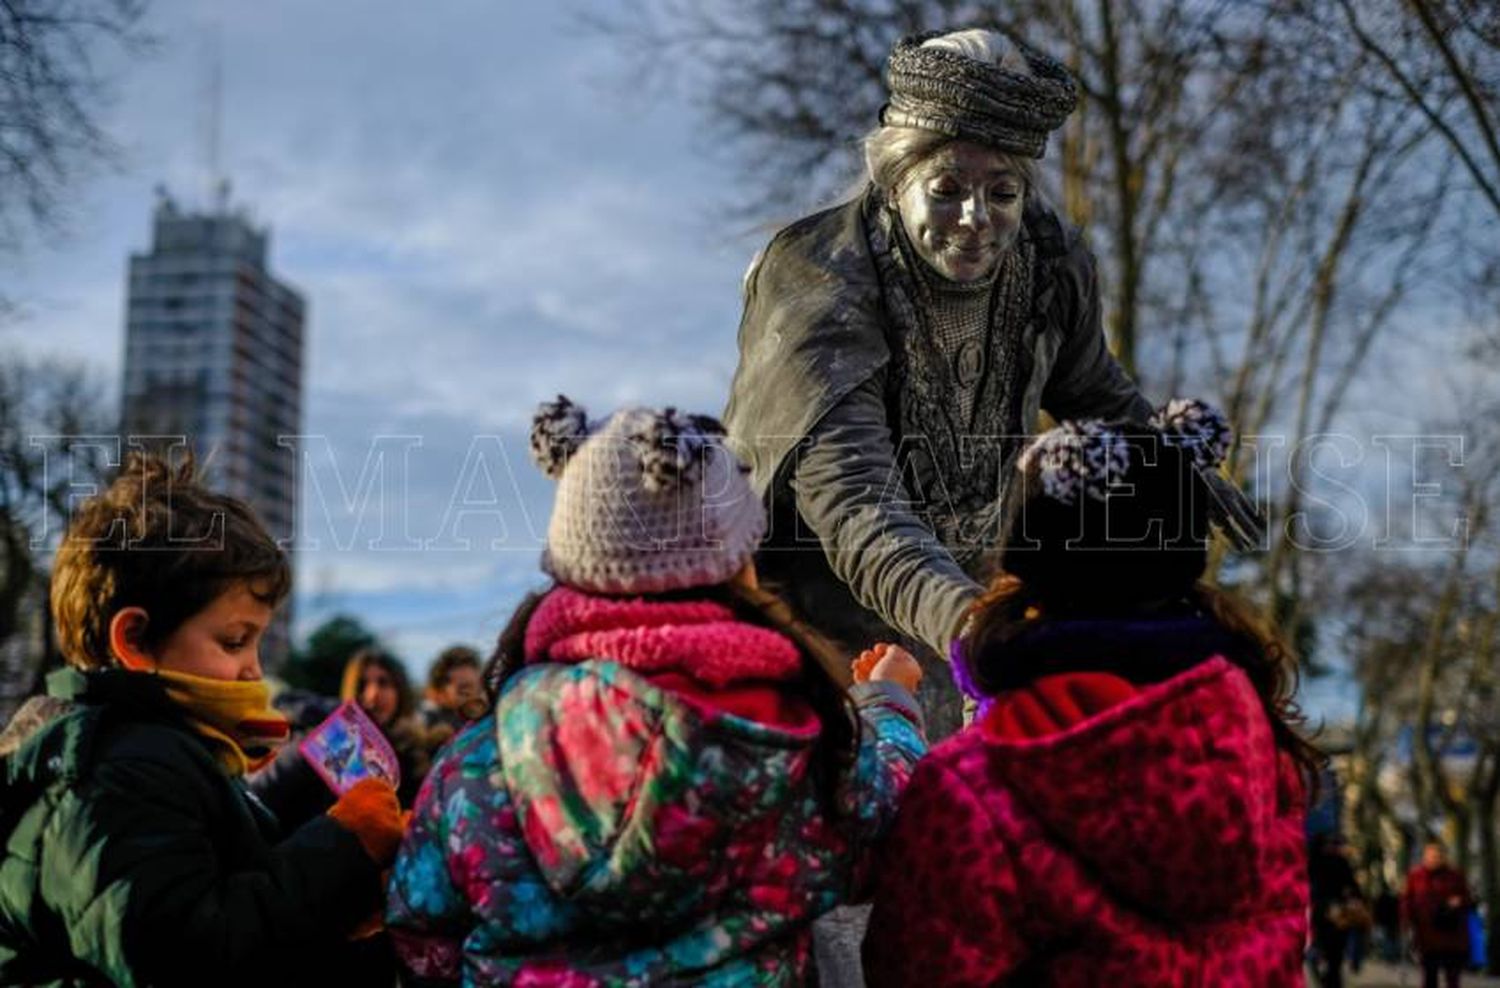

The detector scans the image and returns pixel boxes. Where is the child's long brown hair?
[960,573,1324,786]
[484,581,859,815]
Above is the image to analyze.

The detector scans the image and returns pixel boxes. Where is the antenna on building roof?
[199,18,226,214]
[153,183,178,216]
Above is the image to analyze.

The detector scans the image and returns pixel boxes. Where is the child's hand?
[327,778,404,867]
[852,643,923,693]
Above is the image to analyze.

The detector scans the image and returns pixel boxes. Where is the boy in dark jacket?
[0,455,404,987]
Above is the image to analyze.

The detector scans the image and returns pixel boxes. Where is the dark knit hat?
[1000,399,1234,608]
[880,31,1079,158]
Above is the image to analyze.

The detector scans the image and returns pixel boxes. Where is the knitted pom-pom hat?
[530,396,766,595]
[1000,399,1233,609]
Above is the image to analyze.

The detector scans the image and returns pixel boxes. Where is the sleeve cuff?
[850,681,924,732]
[926,584,980,657]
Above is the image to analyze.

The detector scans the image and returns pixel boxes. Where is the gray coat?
[724,191,1149,736]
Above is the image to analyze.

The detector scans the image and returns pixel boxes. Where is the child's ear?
[108,608,156,671]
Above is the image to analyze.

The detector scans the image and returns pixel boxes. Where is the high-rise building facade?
[120,190,305,667]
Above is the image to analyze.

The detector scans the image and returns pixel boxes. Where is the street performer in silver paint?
[725,28,1260,740]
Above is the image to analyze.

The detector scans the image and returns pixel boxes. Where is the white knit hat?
[530,396,766,595]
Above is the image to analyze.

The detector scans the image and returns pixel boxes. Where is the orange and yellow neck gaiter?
[156,670,291,776]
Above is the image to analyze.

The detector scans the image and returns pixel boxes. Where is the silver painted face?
[894,141,1024,284]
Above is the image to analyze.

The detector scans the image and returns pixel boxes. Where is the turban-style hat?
[880,31,1079,159]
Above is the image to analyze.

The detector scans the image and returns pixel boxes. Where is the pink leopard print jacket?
[864,657,1308,987]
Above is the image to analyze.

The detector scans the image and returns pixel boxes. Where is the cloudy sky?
[4,0,773,674]
[5,1,1482,722]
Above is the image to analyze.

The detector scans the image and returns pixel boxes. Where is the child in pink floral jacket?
[386,398,927,986]
[864,401,1319,987]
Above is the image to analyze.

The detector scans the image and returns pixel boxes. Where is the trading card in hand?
[298,700,402,797]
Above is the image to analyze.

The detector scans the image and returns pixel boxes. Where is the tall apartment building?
[120,189,305,667]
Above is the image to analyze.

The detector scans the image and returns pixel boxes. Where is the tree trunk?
[1477,767,1500,974]
[1095,0,1141,376]
[1409,553,1466,830]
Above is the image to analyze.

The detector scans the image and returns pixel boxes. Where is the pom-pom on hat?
[1002,399,1234,609]
[530,396,766,595]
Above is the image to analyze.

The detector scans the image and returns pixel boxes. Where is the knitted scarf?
[156,670,291,776]
[523,586,802,687]
[870,199,1034,565]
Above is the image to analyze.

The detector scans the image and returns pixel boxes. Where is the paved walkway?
[1346,960,1500,986]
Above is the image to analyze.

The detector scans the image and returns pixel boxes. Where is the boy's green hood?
[0,670,103,806]
[0,669,183,827]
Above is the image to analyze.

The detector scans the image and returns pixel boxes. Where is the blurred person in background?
[1373,884,1404,963]
[1309,833,1368,987]
[1405,841,1475,988]
[251,646,429,824]
[418,644,487,747]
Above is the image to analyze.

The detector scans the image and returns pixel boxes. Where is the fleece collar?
[522,586,802,687]
[981,613,1242,691]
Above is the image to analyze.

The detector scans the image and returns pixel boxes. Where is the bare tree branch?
[0,0,151,299]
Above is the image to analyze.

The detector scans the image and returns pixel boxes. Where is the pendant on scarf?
[955,338,986,388]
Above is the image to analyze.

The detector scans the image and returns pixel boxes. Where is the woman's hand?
[853,643,923,693]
